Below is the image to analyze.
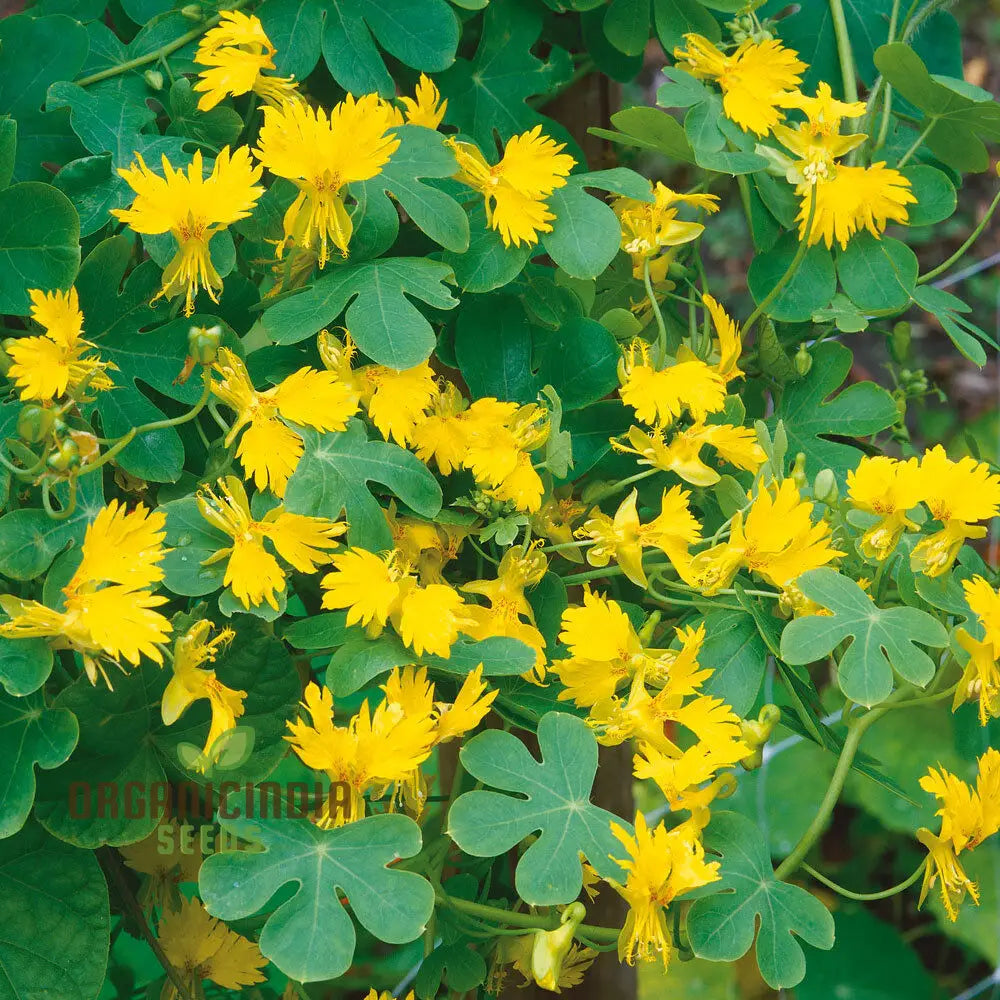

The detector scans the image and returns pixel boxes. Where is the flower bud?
[890,321,911,362]
[180,3,203,19]
[740,704,781,771]
[666,261,691,280]
[813,468,838,505]
[187,324,223,365]
[47,437,80,472]
[794,343,812,376]
[531,902,586,991]
[791,451,808,489]
[143,69,164,91]
[17,404,55,443]
[638,610,662,645]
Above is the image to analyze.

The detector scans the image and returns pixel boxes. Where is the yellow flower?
[462,544,549,674]
[193,9,300,111]
[608,813,719,969]
[0,501,170,686]
[702,294,743,382]
[396,582,475,658]
[157,895,267,990]
[254,95,400,265]
[911,446,1000,577]
[286,681,436,822]
[674,33,805,137]
[211,347,359,496]
[953,577,1000,725]
[359,361,438,445]
[798,163,915,249]
[161,620,245,767]
[113,147,263,315]
[533,495,588,559]
[917,749,1000,920]
[780,81,868,136]
[198,477,345,610]
[578,487,701,587]
[433,665,498,742]
[613,182,719,262]
[410,381,472,474]
[6,288,114,402]
[680,478,841,594]
[449,125,576,247]
[618,340,726,428]
[120,819,203,914]
[847,455,923,561]
[399,73,447,128]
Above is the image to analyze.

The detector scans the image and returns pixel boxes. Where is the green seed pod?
[143,69,165,91]
[188,324,223,365]
[813,468,839,505]
[17,404,55,443]
[794,343,813,376]
[47,437,80,472]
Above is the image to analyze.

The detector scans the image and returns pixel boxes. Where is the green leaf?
[258,0,326,80]
[590,105,696,163]
[159,497,228,598]
[0,471,105,581]
[443,206,532,292]
[928,842,1000,963]
[415,942,487,998]
[747,232,836,323]
[767,341,898,480]
[836,233,917,313]
[53,154,128,237]
[901,164,957,226]
[542,183,622,279]
[0,14,88,182]
[200,809,434,982]
[913,285,990,366]
[656,66,711,108]
[448,712,629,904]
[438,0,573,147]
[687,811,835,989]
[0,636,54,697]
[812,293,870,334]
[166,77,244,149]
[0,689,78,839]
[535,317,620,410]
[284,611,352,650]
[285,421,443,550]
[698,611,766,717]
[603,0,650,56]
[0,118,16,190]
[327,633,538,695]
[780,568,949,706]
[261,257,458,369]
[558,400,632,481]
[0,182,80,314]
[874,43,1000,173]
[797,908,937,1000]
[455,294,537,403]
[355,125,469,253]
[652,0,719,52]
[0,821,110,1000]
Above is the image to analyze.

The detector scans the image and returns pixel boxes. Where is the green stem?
[560,565,629,586]
[585,467,659,503]
[643,258,669,367]
[743,190,817,335]
[436,893,620,945]
[802,859,927,902]
[41,476,78,521]
[74,0,251,87]
[774,700,892,880]
[895,119,936,169]
[918,186,1000,284]
[829,0,860,104]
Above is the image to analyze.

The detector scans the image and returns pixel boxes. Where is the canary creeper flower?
[6,288,115,402]
[113,147,263,315]
[161,620,246,767]
[193,9,300,111]
[674,33,805,137]
[410,381,473,475]
[157,896,267,990]
[0,501,170,686]
[911,446,1000,577]
[702,294,744,382]
[953,577,1000,725]
[618,339,726,428]
[254,95,400,265]
[120,819,203,914]
[847,455,923,561]
[448,125,576,247]
[211,347,358,496]
[198,477,345,610]
[917,749,1000,920]
[578,487,701,586]
[358,361,438,445]
[399,73,447,128]
[286,681,437,822]
[609,813,719,969]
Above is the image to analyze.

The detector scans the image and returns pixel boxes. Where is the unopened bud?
[17,404,55,443]
[143,69,164,91]
[813,468,838,505]
[740,704,781,771]
[638,611,662,645]
[531,903,586,991]
[794,343,812,376]
[187,324,222,365]
[47,437,80,472]
[890,321,911,362]
[180,3,202,19]
[666,261,691,280]
[791,452,808,489]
